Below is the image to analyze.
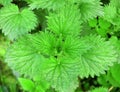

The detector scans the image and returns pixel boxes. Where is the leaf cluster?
[0,0,120,92]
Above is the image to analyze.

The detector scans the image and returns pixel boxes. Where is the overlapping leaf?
[78,35,117,78]
[5,31,87,92]
[0,0,12,6]
[78,0,104,21]
[47,5,81,37]
[40,57,79,92]
[103,5,117,24]
[110,0,120,9]
[5,34,45,77]
[0,4,37,40]
[4,1,118,92]
[28,0,65,10]
[110,63,120,86]
[27,0,78,10]
[62,35,88,58]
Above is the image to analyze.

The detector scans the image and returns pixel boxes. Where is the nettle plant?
[0,0,120,92]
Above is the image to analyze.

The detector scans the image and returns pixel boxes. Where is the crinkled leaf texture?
[5,34,45,77]
[47,5,81,37]
[41,57,79,92]
[5,3,117,92]
[28,0,77,10]
[78,0,104,21]
[5,32,87,92]
[78,35,117,78]
[0,4,37,40]
[29,0,65,10]
[5,33,117,92]
[103,5,117,24]
[0,0,12,6]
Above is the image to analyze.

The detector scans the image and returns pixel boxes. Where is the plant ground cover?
[0,0,120,92]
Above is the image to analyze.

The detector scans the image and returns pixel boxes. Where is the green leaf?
[62,35,88,59]
[5,33,45,77]
[90,87,108,92]
[41,57,79,92]
[78,0,104,21]
[109,36,120,63]
[0,0,12,6]
[47,5,81,37]
[5,31,88,92]
[96,28,107,37]
[78,35,117,78]
[107,70,120,87]
[28,0,78,10]
[103,5,117,24]
[18,78,35,92]
[97,74,110,87]
[34,80,50,92]
[110,0,120,9]
[110,63,120,86]
[0,4,38,40]
[29,0,65,10]
[31,31,56,57]
[98,18,111,29]
[88,18,97,27]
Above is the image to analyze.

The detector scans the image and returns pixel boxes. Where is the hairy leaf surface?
[103,5,117,23]
[78,35,117,78]
[0,0,12,6]
[28,0,77,10]
[41,57,79,92]
[78,0,104,21]
[5,31,88,92]
[0,4,37,40]
[5,34,45,77]
[47,5,81,37]
[29,0,65,10]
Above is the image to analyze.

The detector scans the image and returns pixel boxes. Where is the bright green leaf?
[110,0,120,9]
[78,35,117,78]
[88,18,97,27]
[28,0,77,10]
[0,4,38,40]
[109,36,120,63]
[96,28,107,37]
[107,70,120,87]
[103,5,117,24]
[18,78,35,92]
[90,87,108,92]
[34,79,50,92]
[78,0,104,21]
[5,31,88,92]
[98,18,111,29]
[0,0,12,6]
[29,0,65,10]
[41,57,79,92]
[5,34,46,77]
[47,5,81,37]
[110,63,120,86]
